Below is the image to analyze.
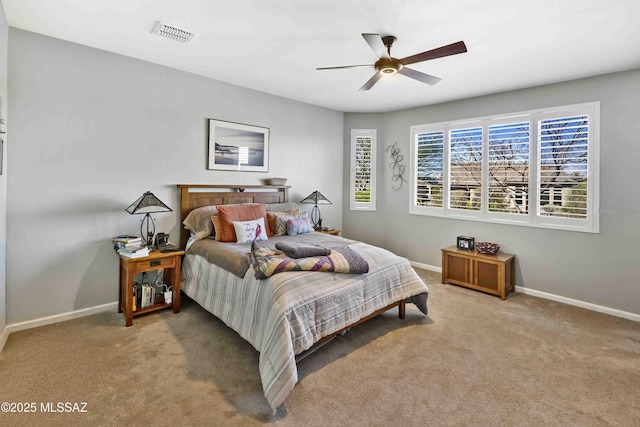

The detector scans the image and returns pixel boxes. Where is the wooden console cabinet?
[441,245,515,300]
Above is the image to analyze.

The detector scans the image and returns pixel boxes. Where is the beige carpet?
[1,268,639,426]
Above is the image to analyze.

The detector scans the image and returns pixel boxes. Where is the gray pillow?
[183,205,219,240]
[265,202,299,213]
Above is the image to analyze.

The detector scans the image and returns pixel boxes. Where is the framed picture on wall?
[208,119,269,172]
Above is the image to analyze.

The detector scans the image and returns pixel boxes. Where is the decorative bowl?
[264,177,287,186]
[476,242,500,255]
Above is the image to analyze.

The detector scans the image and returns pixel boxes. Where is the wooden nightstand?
[441,245,515,300]
[118,249,185,326]
[316,228,340,236]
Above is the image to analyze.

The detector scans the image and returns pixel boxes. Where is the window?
[415,130,444,208]
[410,102,599,232]
[488,119,531,216]
[350,129,376,211]
[449,125,483,213]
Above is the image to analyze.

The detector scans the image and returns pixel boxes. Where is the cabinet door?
[475,260,500,292]
[445,253,472,284]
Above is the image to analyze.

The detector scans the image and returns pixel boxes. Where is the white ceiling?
[2,0,640,113]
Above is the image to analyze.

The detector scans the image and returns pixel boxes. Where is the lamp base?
[310,205,322,230]
[140,213,156,248]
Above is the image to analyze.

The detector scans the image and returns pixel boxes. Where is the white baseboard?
[409,260,441,273]
[0,326,8,352]
[514,286,640,323]
[3,302,118,339]
[409,260,639,323]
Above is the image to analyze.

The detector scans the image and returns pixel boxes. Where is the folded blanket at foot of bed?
[248,242,369,279]
[274,241,331,258]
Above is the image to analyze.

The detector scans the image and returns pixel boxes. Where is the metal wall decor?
[386,141,407,190]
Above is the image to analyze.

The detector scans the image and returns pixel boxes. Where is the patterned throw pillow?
[266,209,299,236]
[286,217,312,236]
[232,218,268,244]
[272,211,309,236]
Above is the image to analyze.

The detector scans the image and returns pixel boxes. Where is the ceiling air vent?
[151,23,196,43]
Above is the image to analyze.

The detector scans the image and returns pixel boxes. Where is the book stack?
[112,235,142,249]
[117,244,150,259]
[113,235,150,258]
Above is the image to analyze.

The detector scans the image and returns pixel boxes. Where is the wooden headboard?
[177,184,290,249]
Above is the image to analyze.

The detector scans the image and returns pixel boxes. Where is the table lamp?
[126,191,172,247]
[300,190,332,230]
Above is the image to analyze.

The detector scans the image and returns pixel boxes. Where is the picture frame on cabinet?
[457,235,475,251]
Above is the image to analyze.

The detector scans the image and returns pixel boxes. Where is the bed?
[177,184,429,410]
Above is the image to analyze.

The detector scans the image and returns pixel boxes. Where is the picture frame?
[208,119,269,172]
[457,235,475,251]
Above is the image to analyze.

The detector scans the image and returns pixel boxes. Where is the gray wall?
[0,2,8,343]
[345,69,640,316]
[6,29,343,324]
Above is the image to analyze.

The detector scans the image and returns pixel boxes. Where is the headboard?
[177,184,290,249]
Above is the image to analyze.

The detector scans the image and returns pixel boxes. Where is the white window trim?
[410,102,600,233]
[350,129,377,211]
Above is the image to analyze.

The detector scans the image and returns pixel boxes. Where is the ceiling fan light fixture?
[375,57,402,75]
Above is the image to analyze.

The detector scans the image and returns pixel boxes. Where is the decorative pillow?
[183,205,219,240]
[233,217,268,244]
[266,209,299,236]
[210,215,222,241]
[272,211,309,236]
[286,217,312,236]
[217,204,270,242]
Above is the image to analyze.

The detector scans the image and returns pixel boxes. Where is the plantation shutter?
[415,130,444,207]
[449,126,483,211]
[537,114,590,220]
[487,121,531,215]
[350,129,377,211]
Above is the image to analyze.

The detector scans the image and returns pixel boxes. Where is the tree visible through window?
[538,115,589,219]
[449,127,483,211]
[488,121,530,215]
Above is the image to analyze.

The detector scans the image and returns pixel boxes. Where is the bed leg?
[399,299,406,319]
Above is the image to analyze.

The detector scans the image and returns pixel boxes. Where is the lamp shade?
[300,190,332,205]
[126,191,172,215]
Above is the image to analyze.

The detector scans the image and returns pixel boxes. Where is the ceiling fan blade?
[316,64,373,70]
[362,33,390,59]
[398,67,442,85]
[400,41,467,66]
[359,72,383,91]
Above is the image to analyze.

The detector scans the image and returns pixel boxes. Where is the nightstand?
[118,249,185,327]
[316,228,340,236]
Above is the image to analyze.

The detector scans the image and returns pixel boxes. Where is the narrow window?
[350,129,376,211]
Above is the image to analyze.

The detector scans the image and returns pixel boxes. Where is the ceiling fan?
[317,33,467,90]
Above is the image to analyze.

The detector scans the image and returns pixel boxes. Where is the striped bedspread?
[181,233,429,410]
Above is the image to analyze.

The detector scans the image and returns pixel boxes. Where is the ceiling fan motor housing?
[376,57,403,74]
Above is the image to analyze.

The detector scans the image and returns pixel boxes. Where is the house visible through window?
[409,102,599,233]
[350,129,376,211]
